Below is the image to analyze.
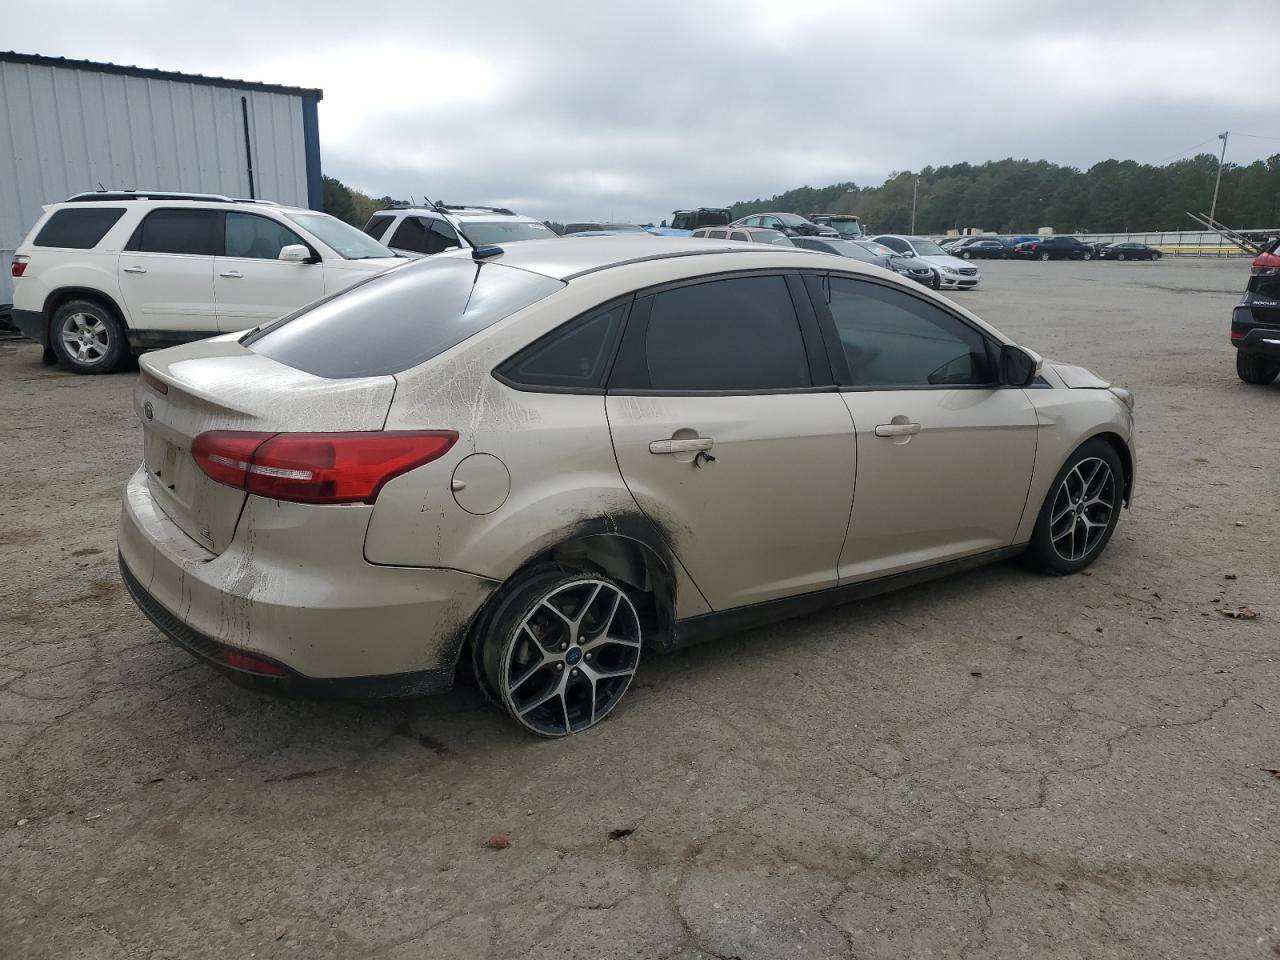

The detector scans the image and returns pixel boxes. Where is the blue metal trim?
[301,94,323,211]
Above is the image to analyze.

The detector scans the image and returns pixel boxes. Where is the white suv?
[9,191,404,373]
[362,204,558,257]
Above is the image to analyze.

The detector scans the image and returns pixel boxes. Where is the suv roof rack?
[64,190,280,205]
[439,203,516,216]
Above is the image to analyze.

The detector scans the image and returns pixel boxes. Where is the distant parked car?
[1231,239,1280,384]
[871,235,981,289]
[791,236,938,288]
[1012,236,1094,261]
[693,226,795,246]
[364,204,557,257]
[10,191,403,373]
[1100,242,1161,261]
[953,237,1008,260]
[648,208,733,237]
[809,214,864,238]
[731,213,838,238]
[563,222,650,236]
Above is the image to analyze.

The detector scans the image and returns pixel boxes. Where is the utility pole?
[910,178,919,234]
[1209,131,1229,225]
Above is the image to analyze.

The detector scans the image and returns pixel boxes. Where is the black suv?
[1014,236,1093,261]
[1232,239,1280,384]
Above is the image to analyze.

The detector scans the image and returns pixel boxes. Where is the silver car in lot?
[119,237,1135,737]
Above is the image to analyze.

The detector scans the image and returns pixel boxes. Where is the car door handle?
[122,265,147,274]
[874,422,922,438]
[649,437,715,455]
[219,270,244,279]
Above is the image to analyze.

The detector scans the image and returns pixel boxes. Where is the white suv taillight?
[11,255,29,278]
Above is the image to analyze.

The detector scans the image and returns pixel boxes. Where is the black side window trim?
[801,269,1004,391]
[492,295,634,395]
[606,271,834,397]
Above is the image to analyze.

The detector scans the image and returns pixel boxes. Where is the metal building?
[0,51,324,307]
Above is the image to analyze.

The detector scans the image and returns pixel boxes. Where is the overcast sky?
[5,1,1277,223]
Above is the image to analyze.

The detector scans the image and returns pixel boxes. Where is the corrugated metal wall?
[0,59,312,304]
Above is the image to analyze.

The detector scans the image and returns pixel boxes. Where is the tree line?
[730,154,1280,235]
[322,152,1280,237]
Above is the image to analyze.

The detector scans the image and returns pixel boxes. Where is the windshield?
[910,239,947,257]
[831,220,863,237]
[818,240,877,261]
[285,213,395,260]
[245,257,565,378]
[774,213,809,226]
[460,220,559,245]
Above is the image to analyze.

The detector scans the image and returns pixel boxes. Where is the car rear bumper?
[1231,306,1280,356]
[10,307,44,344]
[118,466,497,694]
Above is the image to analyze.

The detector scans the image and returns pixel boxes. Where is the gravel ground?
[1,258,1277,960]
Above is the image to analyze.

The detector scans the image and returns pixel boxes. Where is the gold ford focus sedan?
[118,236,1135,737]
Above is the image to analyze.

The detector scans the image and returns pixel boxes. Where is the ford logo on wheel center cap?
[565,647,583,666]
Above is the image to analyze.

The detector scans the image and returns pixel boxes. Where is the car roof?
[433,235,836,281]
[377,206,535,221]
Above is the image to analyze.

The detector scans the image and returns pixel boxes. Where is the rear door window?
[612,275,812,392]
[245,258,565,378]
[33,208,126,249]
[127,209,222,256]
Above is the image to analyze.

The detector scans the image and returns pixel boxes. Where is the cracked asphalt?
[1,258,1277,959]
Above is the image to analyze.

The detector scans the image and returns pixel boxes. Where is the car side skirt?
[669,544,1028,650]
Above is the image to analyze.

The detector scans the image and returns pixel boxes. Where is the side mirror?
[279,244,313,263]
[1000,344,1041,386]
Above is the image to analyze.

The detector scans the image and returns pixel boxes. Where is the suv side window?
[389,216,431,254]
[497,301,628,392]
[127,209,221,256]
[824,275,993,388]
[671,213,691,231]
[427,220,461,254]
[33,208,126,249]
[616,275,812,392]
[224,212,307,260]
[363,214,394,239]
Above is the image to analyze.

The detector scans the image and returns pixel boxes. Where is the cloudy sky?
[5,1,1277,223]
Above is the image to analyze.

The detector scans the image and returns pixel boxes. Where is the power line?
[1156,136,1218,164]
[1234,132,1280,142]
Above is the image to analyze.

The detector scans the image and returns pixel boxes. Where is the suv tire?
[1038,251,1051,261]
[1023,439,1124,576]
[1236,351,1280,385]
[50,298,127,374]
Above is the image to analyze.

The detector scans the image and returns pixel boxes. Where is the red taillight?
[222,649,287,676]
[191,430,459,505]
[1230,330,1245,342]
[11,255,29,278]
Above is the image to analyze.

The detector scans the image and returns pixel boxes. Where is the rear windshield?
[245,257,565,378]
[34,207,126,248]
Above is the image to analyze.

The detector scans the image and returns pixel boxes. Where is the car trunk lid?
[136,335,397,554]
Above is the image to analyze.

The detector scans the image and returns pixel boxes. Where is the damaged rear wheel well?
[461,533,677,692]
